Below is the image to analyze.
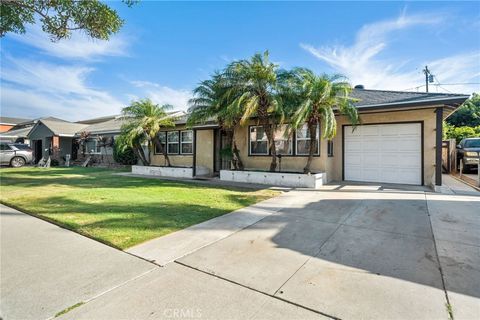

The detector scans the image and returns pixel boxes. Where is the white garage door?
[344,123,422,185]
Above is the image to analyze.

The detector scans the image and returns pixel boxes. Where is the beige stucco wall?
[196,129,215,176]
[235,124,328,173]
[150,127,215,176]
[331,107,438,185]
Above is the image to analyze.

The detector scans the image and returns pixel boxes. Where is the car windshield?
[464,139,480,148]
[13,144,31,150]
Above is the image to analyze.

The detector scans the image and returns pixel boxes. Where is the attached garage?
[343,122,423,185]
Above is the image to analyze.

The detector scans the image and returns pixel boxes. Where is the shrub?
[113,140,138,165]
[50,159,60,167]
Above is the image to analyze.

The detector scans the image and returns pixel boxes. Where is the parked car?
[457,137,480,173]
[0,142,33,167]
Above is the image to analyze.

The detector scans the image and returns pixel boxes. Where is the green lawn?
[0,167,278,249]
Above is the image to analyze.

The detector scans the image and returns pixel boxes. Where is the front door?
[33,140,43,163]
[214,129,232,173]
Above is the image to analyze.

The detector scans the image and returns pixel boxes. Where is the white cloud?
[130,80,192,110]
[301,12,480,94]
[1,57,125,120]
[8,25,129,60]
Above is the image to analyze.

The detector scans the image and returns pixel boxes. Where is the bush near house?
[113,140,138,165]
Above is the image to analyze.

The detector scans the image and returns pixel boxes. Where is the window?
[296,124,319,155]
[167,131,179,154]
[327,140,334,157]
[0,143,12,151]
[155,132,167,154]
[85,139,101,154]
[180,130,193,154]
[249,126,268,155]
[274,125,292,155]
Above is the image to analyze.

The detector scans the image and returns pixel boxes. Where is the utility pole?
[423,66,433,93]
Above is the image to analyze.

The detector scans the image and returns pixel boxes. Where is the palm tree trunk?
[153,137,171,166]
[303,123,317,174]
[230,129,244,170]
[264,123,277,172]
[134,142,149,165]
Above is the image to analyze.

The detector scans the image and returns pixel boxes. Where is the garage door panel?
[344,123,422,185]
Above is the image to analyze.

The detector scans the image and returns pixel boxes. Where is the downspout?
[435,107,443,187]
[192,129,197,177]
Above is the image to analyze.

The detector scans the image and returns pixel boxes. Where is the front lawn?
[0,167,278,249]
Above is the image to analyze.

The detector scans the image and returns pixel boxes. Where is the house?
[26,115,126,163]
[0,116,32,133]
[150,88,469,189]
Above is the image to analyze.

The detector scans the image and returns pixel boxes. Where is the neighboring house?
[27,118,89,163]
[0,116,31,133]
[151,88,469,188]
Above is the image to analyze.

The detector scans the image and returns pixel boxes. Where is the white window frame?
[296,124,320,156]
[155,132,167,154]
[274,124,293,155]
[180,130,193,155]
[249,126,269,155]
[86,139,101,154]
[167,131,179,154]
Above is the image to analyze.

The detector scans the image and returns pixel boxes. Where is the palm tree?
[117,122,149,165]
[187,72,245,170]
[120,99,176,166]
[224,51,284,172]
[282,68,359,173]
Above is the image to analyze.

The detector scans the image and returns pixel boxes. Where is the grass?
[55,302,85,317]
[0,167,278,249]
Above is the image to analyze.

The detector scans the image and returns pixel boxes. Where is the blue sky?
[1,1,479,120]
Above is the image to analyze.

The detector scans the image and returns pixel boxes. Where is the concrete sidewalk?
[0,204,157,320]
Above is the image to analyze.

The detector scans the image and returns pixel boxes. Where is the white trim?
[180,130,193,155]
[295,124,320,156]
[249,126,269,155]
[356,95,470,109]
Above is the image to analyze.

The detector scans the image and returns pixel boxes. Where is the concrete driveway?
[2,184,479,320]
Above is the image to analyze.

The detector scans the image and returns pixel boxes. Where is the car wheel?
[10,156,26,168]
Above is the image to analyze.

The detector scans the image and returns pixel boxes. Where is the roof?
[0,116,32,125]
[76,114,120,125]
[0,126,33,138]
[30,118,89,137]
[350,89,469,109]
[82,118,125,135]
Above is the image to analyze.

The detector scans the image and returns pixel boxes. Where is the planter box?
[132,165,209,178]
[220,170,327,189]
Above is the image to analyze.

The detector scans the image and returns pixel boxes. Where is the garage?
[343,122,422,185]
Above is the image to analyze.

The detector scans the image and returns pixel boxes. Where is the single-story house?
[0,116,32,133]
[150,88,469,188]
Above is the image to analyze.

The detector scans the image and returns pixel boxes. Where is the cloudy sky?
[1,1,479,121]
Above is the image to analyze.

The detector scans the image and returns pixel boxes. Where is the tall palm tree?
[282,68,359,173]
[120,99,176,166]
[187,72,245,170]
[224,51,284,172]
[117,121,149,165]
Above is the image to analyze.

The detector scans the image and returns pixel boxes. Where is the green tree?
[120,99,175,166]
[279,68,359,173]
[1,0,136,41]
[113,139,138,165]
[188,72,245,170]
[446,93,480,127]
[224,51,284,172]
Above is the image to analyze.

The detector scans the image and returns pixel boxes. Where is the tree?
[113,138,138,165]
[1,0,136,41]
[78,130,91,157]
[188,72,245,170]
[224,51,284,172]
[120,99,175,166]
[280,68,359,173]
[446,93,480,127]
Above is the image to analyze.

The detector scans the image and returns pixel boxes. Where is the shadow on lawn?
[6,195,240,249]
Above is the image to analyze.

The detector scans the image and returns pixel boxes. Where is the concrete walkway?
[441,174,480,196]
[0,204,157,320]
